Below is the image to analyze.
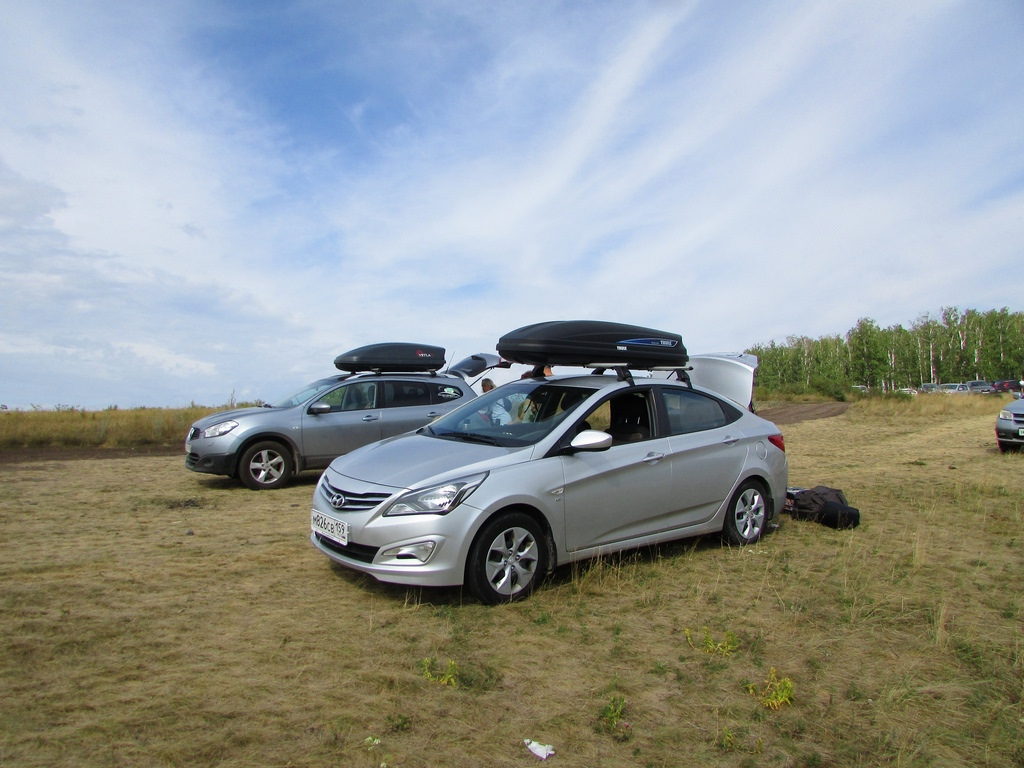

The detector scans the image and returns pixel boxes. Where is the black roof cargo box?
[334,343,446,373]
[496,320,687,369]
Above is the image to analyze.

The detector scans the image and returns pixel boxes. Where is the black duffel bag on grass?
[791,486,860,529]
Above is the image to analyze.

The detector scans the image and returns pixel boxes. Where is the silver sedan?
[310,367,788,603]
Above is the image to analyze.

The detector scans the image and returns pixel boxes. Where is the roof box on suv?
[334,343,446,373]
[497,320,687,369]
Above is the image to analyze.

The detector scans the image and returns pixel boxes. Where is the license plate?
[1018,428,1024,437]
[312,509,348,546]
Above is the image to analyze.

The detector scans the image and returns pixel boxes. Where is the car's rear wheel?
[238,440,293,490]
[465,512,548,604]
[723,480,768,545]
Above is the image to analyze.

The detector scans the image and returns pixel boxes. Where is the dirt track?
[0,444,184,464]
[756,401,849,425]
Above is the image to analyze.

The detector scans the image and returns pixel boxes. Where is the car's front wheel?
[723,480,769,545]
[465,512,548,604]
[238,440,294,490]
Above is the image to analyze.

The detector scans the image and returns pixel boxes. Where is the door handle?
[643,452,665,464]
[425,411,441,418]
[722,435,739,445]
[362,414,379,422]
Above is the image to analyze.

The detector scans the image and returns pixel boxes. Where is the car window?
[383,381,431,408]
[582,389,656,444]
[514,386,589,424]
[430,382,465,403]
[428,382,592,447]
[660,388,731,434]
[315,381,377,412]
[270,378,343,408]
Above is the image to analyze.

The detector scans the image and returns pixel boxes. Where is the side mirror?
[567,429,613,453]
[307,402,332,416]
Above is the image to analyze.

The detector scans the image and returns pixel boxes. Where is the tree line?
[746,308,1024,396]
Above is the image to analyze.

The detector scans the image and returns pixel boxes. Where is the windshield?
[268,378,343,408]
[425,381,593,448]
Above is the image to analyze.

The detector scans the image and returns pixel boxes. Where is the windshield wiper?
[437,431,500,446]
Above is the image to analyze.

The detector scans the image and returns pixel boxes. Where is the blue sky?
[1,0,1022,409]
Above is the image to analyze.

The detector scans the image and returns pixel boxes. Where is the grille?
[188,427,200,441]
[315,533,379,563]
[319,477,391,512]
[185,453,199,469]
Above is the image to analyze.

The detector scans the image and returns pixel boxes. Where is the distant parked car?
[993,380,1023,394]
[967,380,996,394]
[185,344,501,490]
[851,385,869,394]
[940,383,970,394]
[919,383,939,394]
[897,388,917,396]
[995,399,1024,452]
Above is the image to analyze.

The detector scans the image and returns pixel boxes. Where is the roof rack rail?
[580,362,692,386]
[650,365,693,386]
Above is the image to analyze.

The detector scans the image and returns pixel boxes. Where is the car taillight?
[768,433,785,452]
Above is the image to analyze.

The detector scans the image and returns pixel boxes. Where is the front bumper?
[185,450,235,475]
[309,473,476,588]
[995,422,1024,446]
[310,529,464,587]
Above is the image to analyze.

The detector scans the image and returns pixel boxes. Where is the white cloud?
[114,341,216,377]
[0,0,1022,408]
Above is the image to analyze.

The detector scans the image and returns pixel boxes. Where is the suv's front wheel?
[238,440,293,490]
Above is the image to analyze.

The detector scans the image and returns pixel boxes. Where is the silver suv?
[310,322,788,603]
[186,345,500,490]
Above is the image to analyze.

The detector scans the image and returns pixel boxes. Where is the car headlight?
[999,410,1013,421]
[202,420,239,438]
[383,473,488,517]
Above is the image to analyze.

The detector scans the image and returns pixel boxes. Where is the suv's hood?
[687,353,757,409]
[192,406,275,429]
[329,432,531,489]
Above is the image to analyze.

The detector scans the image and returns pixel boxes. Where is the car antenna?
[444,349,457,372]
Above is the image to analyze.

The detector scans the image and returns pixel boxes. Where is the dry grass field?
[1,396,1022,767]
[0,406,218,451]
